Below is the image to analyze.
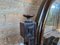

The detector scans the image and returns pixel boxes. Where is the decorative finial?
[23,14,34,19]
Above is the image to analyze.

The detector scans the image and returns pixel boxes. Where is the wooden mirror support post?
[20,15,36,45]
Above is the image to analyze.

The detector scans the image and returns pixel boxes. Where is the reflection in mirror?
[43,2,60,45]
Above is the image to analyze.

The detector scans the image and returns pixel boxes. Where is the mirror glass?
[43,1,60,45]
